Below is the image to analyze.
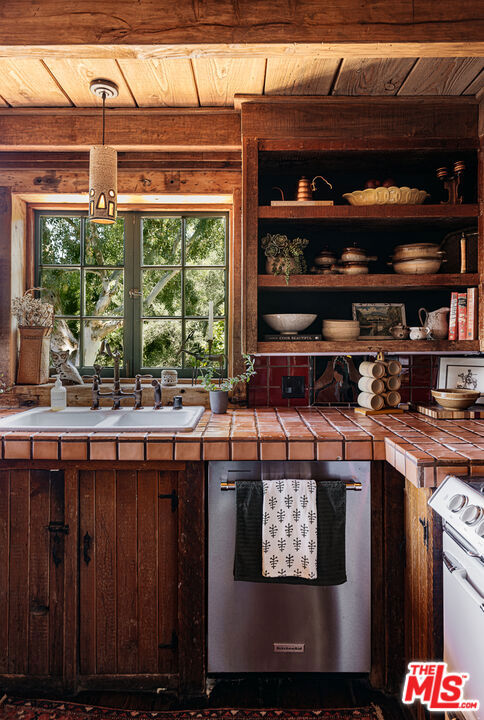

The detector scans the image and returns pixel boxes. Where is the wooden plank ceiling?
[0,57,483,107]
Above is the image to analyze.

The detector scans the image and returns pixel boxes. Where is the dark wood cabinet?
[0,468,74,692]
[0,461,204,697]
[78,468,179,690]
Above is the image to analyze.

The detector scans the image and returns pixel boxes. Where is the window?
[36,211,228,376]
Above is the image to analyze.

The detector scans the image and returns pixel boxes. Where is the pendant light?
[88,79,119,224]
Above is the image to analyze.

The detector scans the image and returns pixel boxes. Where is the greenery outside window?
[36,211,228,377]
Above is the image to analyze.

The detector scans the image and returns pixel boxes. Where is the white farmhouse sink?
[0,406,205,433]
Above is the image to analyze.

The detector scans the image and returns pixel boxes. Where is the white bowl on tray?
[342,186,429,206]
[263,313,317,335]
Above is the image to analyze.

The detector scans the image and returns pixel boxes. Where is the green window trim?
[35,210,228,378]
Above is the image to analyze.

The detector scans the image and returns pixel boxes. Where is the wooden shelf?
[258,204,478,221]
[258,273,479,291]
[256,340,480,355]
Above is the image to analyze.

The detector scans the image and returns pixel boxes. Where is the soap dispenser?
[50,375,67,411]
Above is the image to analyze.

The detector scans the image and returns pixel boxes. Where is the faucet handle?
[151,379,162,410]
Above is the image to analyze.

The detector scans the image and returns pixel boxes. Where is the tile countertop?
[0,406,482,489]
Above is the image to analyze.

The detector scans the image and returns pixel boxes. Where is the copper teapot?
[296,175,332,201]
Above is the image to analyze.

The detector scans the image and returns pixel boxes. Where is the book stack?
[448,287,478,340]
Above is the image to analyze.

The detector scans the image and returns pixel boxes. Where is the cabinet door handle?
[83,531,92,565]
[419,517,429,550]
[47,521,69,567]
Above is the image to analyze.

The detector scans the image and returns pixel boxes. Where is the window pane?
[142,268,181,317]
[82,319,124,367]
[142,218,182,265]
[185,217,225,266]
[41,216,80,265]
[51,318,80,366]
[85,269,124,316]
[185,268,225,317]
[40,268,81,316]
[142,320,182,368]
[184,319,225,368]
[85,218,124,266]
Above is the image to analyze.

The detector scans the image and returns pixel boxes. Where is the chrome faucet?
[91,342,144,410]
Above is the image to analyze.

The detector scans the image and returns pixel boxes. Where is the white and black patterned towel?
[262,479,317,579]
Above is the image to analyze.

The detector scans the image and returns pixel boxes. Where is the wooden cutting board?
[416,404,484,419]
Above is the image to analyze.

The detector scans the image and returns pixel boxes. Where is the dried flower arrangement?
[11,288,54,328]
[0,372,12,395]
[260,233,308,285]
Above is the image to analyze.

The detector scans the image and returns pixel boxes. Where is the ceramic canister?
[161,369,178,386]
[358,376,385,394]
[358,392,384,411]
[359,360,386,379]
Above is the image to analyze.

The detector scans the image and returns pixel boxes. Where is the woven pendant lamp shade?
[89,145,117,224]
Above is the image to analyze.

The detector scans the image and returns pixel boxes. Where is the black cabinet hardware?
[159,490,178,512]
[83,531,92,565]
[159,630,178,651]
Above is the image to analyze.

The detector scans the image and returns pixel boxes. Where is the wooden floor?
[74,676,410,718]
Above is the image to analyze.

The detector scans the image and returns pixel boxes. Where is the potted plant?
[261,233,308,285]
[11,289,55,385]
[199,354,256,414]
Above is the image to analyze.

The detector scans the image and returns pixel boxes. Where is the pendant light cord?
[102,91,106,145]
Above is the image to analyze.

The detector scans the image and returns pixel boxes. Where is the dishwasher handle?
[443,551,484,613]
[221,480,362,491]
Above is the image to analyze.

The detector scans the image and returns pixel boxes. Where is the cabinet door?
[78,469,178,690]
[404,480,443,720]
[0,469,68,690]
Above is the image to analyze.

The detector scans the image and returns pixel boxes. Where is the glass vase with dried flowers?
[12,289,55,385]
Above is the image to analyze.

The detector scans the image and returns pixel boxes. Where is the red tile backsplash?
[247,354,437,408]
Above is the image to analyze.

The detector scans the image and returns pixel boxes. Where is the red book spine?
[448,292,458,340]
[466,287,477,340]
[457,292,467,341]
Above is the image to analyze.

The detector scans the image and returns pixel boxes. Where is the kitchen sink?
[0,406,205,433]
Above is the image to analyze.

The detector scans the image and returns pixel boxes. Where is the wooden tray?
[355,407,404,416]
[416,403,484,419]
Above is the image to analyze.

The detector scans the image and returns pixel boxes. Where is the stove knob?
[448,494,467,512]
[476,520,484,539]
[461,504,483,526]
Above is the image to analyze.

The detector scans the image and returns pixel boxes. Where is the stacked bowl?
[389,243,446,275]
[322,319,360,341]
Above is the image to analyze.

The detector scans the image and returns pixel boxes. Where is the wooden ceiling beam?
[0,44,483,60]
[0,2,483,48]
[0,109,241,151]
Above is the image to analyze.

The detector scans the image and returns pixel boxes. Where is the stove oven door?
[443,529,484,720]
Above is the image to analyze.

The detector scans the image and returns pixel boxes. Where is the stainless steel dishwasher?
[208,461,371,674]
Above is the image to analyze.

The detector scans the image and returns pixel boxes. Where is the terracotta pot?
[265,257,300,276]
[17,326,52,385]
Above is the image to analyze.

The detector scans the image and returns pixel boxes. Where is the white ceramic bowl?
[263,313,317,335]
[343,186,429,206]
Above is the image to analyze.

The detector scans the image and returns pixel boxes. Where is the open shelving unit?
[242,98,482,356]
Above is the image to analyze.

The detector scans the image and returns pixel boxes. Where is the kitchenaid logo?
[402,662,480,712]
[273,643,305,653]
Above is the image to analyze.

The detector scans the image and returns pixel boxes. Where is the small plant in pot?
[261,233,308,285]
[199,354,256,414]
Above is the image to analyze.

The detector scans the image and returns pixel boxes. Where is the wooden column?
[0,187,13,384]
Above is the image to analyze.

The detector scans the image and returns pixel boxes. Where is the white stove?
[429,476,484,720]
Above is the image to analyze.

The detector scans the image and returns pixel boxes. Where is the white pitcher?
[418,307,450,340]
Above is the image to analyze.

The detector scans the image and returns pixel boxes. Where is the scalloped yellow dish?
[343,186,429,206]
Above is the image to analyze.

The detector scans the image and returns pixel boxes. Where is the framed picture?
[438,357,484,404]
[352,303,406,340]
